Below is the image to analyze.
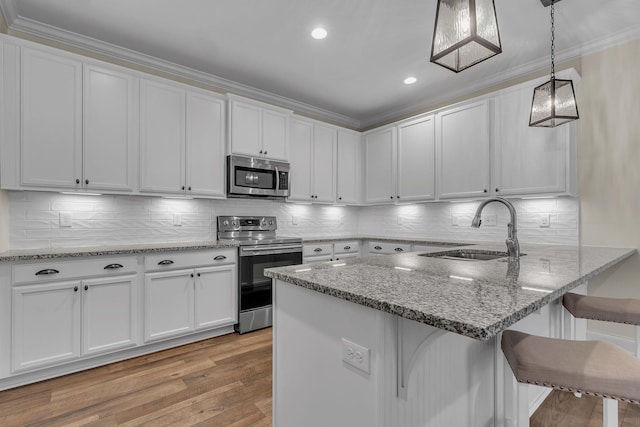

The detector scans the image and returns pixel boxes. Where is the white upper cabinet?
[288,117,336,203]
[20,47,82,189]
[140,79,186,194]
[397,115,436,202]
[83,64,137,192]
[228,94,292,161]
[493,82,576,196]
[436,100,491,200]
[365,126,396,204]
[186,91,226,198]
[140,78,226,197]
[336,129,361,205]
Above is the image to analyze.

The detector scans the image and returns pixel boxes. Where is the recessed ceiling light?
[404,77,417,85]
[311,27,328,40]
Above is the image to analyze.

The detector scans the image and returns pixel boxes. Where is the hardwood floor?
[0,328,272,427]
[1,327,639,426]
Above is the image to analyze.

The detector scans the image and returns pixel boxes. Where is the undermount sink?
[419,249,515,261]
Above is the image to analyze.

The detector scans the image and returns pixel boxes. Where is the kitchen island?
[264,242,635,427]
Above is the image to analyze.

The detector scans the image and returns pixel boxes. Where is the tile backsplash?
[7,191,578,249]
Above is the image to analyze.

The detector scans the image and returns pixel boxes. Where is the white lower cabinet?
[144,251,237,343]
[11,272,138,372]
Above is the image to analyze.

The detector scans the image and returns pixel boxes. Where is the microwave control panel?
[278,171,289,190]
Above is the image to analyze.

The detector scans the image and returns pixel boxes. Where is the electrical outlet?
[540,214,550,228]
[341,338,370,374]
[483,214,497,226]
[292,215,298,225]
[451,216,460,226]
[59,212,72,227]
[173,214,182,226]
[397,215,403,225]
[541,258,551,273]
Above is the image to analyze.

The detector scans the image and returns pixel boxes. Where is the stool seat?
[501,330,640,403]
[563,292,640,325]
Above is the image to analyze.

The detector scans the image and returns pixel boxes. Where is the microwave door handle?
[275,167,280,191]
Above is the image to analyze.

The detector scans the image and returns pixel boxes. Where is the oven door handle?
[240,244,302,256]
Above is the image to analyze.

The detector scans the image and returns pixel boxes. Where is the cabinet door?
[83,64,136,192]
[186,91,225,197]
[229,100,262,157]
[365,127,396,204]
[194,265,237,330]
[336,130,360,205]
[12,281,81,371]
[494,86,570,196]
[437,101,491,199]
[21,47,82,189]
[140,79,186,194]
[312,124,336,203]
[288,118,313,201]
[82,274,137,356]
[397,115,436,201]
[144,269,194,342]
[262,109,289,161]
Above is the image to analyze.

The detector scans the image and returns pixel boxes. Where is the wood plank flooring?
[1,327,639,426]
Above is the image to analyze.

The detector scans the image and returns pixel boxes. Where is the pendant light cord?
[550,1,556,79]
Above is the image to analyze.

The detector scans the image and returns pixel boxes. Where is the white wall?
[577,38,640,340]
[7,191,358,249]
[358,197,578,245]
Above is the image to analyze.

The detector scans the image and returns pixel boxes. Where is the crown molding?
[1,0,639,131]
[1,7,362,129]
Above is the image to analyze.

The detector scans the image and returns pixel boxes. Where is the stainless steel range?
[217,216,302,334]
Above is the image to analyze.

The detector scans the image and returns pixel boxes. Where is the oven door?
[238,245,302,312]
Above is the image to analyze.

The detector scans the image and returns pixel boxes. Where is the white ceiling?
[1,0,640,129]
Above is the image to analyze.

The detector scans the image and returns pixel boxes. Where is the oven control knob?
[269,220,274,225]
[222,220,229,226]
[261,220,266,226]
[231,221,237,226]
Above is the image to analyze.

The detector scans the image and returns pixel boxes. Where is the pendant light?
[529,0,579,127]
[430,0,502,73]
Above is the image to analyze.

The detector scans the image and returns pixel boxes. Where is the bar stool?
[501,330,640,427]
[563,292,640,357]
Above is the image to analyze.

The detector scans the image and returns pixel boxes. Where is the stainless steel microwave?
[227,155,290,199]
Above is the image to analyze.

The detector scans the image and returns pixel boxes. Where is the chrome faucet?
[471,197,520,259]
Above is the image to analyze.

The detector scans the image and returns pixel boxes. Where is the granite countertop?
[300,235,470,246]
[0,240,240,262]
[264,242,636,341]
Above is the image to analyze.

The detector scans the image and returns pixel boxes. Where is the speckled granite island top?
[264,243,636,341]
[0,240,240,262]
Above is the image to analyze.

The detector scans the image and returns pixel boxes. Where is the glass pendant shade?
[430,0,502,73]
[529,77,579,127]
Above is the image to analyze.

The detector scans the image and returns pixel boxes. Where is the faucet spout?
[471,197,520,259]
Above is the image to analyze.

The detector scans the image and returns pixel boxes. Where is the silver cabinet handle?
[314,248,323,253]
[158,260,174,266]
[35,269,59,276]
[104,263,124,270]
[394,248,404,252]
[344,246,351,250]
[374,246,382,251]
[214,255,227,261]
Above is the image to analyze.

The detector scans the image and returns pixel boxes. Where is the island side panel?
[273,279,382,427]
[273,279,497,427]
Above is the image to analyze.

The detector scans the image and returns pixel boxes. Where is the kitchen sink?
[419,249,521,261]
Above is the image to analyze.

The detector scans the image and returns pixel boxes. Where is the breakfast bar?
[265,243,635,427]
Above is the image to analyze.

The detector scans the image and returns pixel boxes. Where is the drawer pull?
[394,248,404,252]
[374,246,382,251]
[314,248,323,253]
[158,260,174,266]
[74,286,78,292]
[35,269,59,276]
[104,263,124,270]
[214,255,227,261]
[344,246,351,250]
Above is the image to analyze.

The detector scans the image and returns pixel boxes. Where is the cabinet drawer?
[144,248,236,271]
[333,241,360,254]
[13,257,137,284]
[303,244,333,257]
[368,241,411,255]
